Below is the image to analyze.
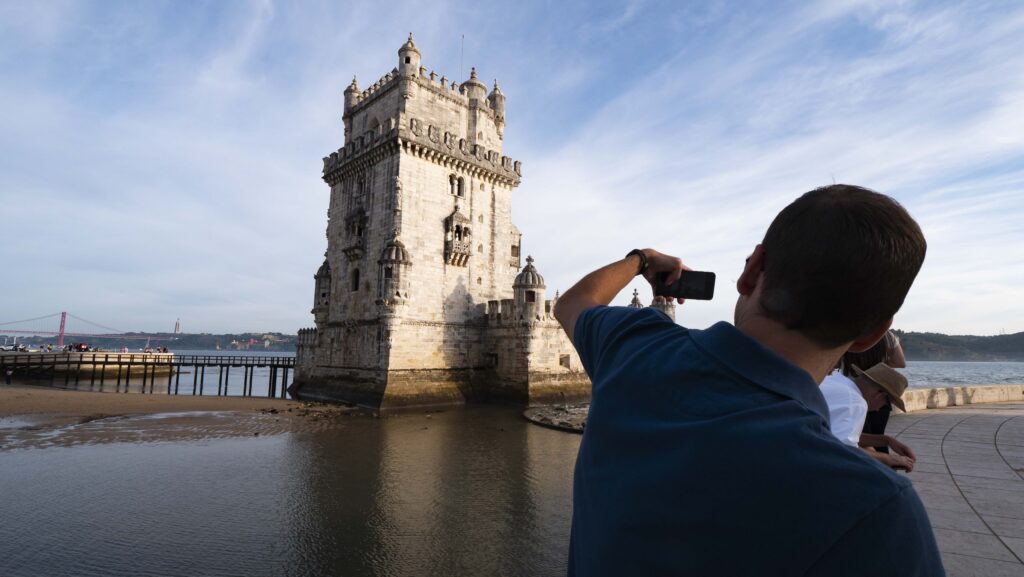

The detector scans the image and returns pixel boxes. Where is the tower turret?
[629,289,644,308]
[344,76,360,113]
[377,238,412,306]
[398,33,421,77]
[487,79,506,137]
[461,67,487,101]
[513,256,546,321]
[313,258,332,325]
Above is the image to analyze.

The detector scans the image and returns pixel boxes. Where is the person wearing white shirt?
[820,371,867,447]
[821,363,916,471]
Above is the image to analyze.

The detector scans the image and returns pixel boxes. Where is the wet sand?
[0,385,362,450]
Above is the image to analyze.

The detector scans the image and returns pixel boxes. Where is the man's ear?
[736,244,765,296]
[847,318,894,354]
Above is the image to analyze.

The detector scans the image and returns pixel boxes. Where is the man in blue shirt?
[554,185,943,576]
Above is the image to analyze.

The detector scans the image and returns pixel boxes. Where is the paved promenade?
[890,402,1024,576]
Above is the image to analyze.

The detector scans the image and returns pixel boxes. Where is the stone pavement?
[890,402,1024,576]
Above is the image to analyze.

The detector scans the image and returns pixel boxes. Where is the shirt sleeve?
[830,391,868,447]
[573,306,664,381]
[806,484,945,576]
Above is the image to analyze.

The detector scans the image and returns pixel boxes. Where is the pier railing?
[0,352,295,398]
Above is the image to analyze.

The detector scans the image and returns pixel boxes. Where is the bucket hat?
[852,363,908,412]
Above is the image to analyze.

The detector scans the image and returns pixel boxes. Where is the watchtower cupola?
[513,256,546,320]
[629,289,644,308]
[461,67,487,101]
[398,33,421,77]
[487,79,506,137]
[377,238,411,306]
[312,258,332,325]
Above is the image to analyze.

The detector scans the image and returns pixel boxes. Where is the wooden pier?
[0,352,296,398]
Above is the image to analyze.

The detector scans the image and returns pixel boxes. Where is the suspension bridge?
[0,311,171,347]
[0,312,295,398]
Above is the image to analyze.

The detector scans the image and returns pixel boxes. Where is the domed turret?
[378,239,412,306]
[461,67,487,101]
[513,255,545,289]
[380,238,410,264]
[513,256,546,321]
[398,33,421,77]
[344,76,360,113]
[487,79,506,136]
[629,288,644,308]
[312,258,332,325]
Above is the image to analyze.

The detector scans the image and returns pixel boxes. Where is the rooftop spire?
[400,32,420,54]
[629,288,644,308]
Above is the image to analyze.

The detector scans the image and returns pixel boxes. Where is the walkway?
[890,403,1024,576]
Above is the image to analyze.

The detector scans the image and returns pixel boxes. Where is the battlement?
[297,327,318,346]
[322,116,521,185]
[485,299,558,327]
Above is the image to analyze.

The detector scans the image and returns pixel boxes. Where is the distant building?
[174,318,182,334]
[293,35,591,409]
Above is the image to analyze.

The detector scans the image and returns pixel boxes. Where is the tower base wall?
[291,366,592,410]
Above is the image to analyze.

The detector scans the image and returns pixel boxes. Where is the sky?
[1,0,1022,336]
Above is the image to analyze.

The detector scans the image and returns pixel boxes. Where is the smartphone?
[654,270,716,300]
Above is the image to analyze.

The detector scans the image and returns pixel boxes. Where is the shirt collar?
[691,321,829,422]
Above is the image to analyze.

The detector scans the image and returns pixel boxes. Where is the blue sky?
[1,0,1022,335]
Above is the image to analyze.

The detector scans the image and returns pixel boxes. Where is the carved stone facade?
[292,35,589,409]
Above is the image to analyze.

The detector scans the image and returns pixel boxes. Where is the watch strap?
[626,249,648,276]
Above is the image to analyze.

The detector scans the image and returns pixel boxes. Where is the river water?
[0,407,580,577]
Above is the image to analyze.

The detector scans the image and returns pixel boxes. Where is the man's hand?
[554,248,689,345]
[640,249,691,305]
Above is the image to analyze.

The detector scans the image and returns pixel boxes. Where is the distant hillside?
[898,330,1024,361]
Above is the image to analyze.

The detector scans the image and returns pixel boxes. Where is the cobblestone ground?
[889,403,1024,576]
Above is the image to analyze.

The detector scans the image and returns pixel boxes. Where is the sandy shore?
[0,384,362,451]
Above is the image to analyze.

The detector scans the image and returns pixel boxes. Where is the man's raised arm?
[553,248,688,345]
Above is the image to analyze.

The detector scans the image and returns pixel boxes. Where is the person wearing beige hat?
[851,363,917,471]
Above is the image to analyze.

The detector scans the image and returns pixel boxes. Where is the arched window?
[449,174,457,196]
[455,225,463,241]
[463,227,471,239]
[477,244,483,253]
[457,177,465,197]
[368,118,380,135]
[351,269,360,292]
[526,291,536,303]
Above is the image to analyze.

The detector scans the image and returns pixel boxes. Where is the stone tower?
[293,36,588,408]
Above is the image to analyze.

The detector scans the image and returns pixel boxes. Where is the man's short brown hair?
[758,185,926,348]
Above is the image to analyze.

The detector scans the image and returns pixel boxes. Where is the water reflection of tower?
[286,409,579,576]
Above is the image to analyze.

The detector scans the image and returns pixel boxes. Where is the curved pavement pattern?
[891,403,1024,576]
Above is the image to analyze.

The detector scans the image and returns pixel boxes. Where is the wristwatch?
[626,249,648,276]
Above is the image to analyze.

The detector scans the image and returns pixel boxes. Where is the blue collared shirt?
[569,306,944,577]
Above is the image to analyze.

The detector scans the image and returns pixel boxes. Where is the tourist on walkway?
[554,185,943,576]
[844,330,906,451]
[822,362,916,471]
